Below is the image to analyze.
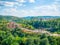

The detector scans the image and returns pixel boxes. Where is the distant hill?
[23,16,60,20]
[0,15,60,23]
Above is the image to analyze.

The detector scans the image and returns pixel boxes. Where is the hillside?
[0,15,60,32]
[0,15,60,45]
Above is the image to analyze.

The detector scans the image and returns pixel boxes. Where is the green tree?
[48,36,57,45]
[40,38,50,45]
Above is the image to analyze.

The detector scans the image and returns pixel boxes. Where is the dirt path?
[21,28,60,36]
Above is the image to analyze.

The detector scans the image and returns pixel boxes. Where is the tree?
[48,36,57,45]
[25,38,34,45]
[40,38,50,45]
[34,38,40,45]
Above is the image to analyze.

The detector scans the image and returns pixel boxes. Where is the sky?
[0,0,60,17]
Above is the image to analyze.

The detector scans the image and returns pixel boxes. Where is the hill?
[0,15,60,32]
[0,15,60,22]
[0,15,60,45]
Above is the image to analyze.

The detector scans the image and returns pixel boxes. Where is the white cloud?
[16,0,26,3]
[1,3,60,17]
[4,2,15,7]
[29,0,35,3]
[16,0,35,3]
[0,1,26,8]
[0,1,15,7]
[0,0,60,17]
[32,0,60,16]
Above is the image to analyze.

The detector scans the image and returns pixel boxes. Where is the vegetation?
[0,15,60,45]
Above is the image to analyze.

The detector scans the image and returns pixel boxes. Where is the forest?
[0,15,60,45]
